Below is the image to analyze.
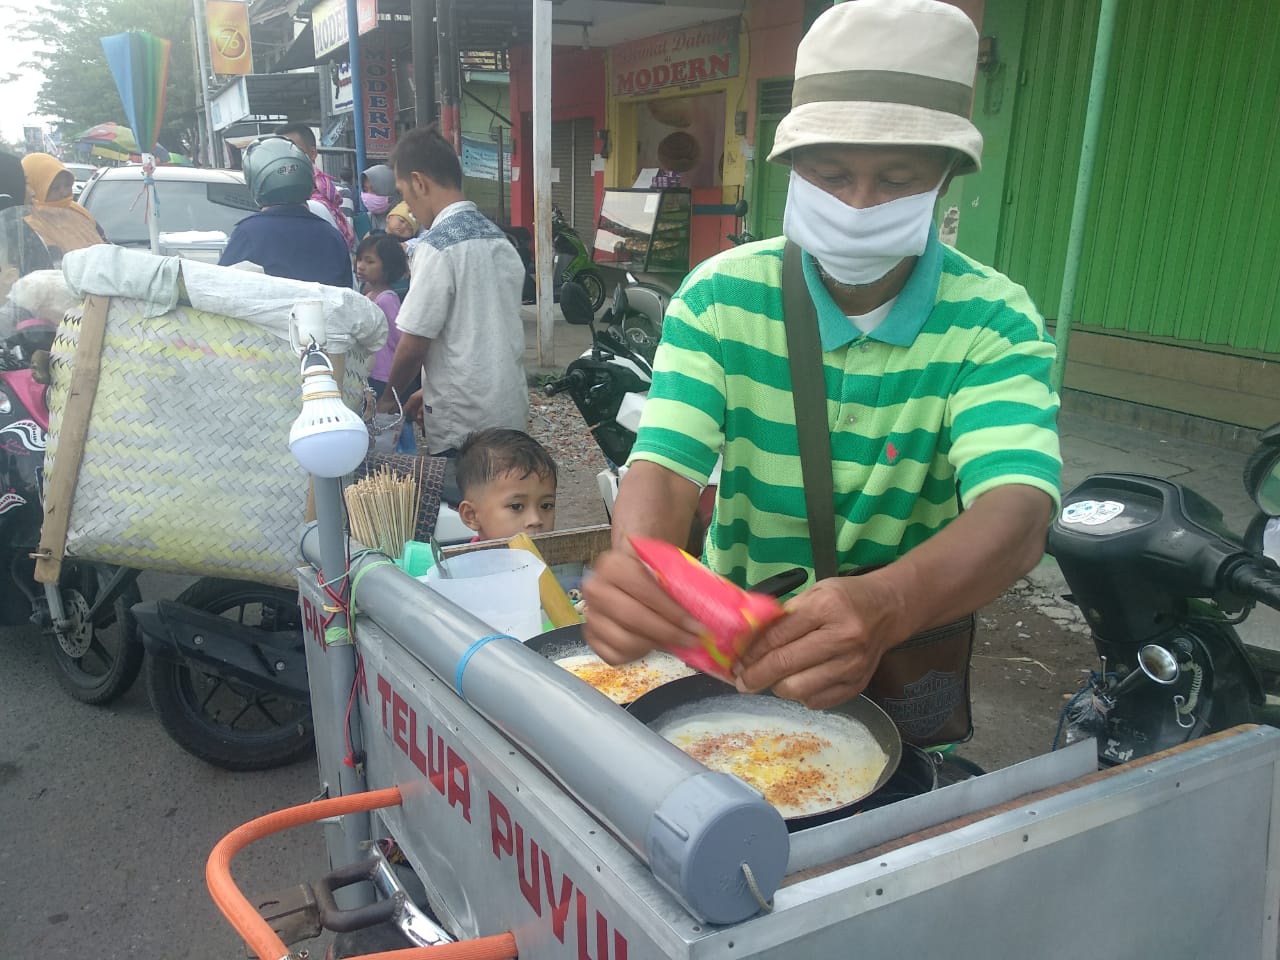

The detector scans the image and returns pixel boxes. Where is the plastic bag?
[629,535,784,681]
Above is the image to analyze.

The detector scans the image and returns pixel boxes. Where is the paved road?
[0,577,330,960]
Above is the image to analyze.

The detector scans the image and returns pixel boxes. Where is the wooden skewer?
[344,462,422,558]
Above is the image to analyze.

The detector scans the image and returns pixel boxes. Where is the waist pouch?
[863,612,975,747]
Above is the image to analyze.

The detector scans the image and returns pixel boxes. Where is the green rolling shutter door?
[997,0,1280,353]
[754,79,794,240]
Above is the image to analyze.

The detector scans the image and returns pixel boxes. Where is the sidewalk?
[521,306,1276,647]
[522,303,593,384]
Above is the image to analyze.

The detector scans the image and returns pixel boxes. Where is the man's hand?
[582,461,706,664]
[738,484,1054,710]
[735,575,905,710]
[402,389,424,427]
[377,332,430,414]
[581,550,703,663]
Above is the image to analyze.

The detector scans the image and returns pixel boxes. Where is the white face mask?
[782,170,944,287]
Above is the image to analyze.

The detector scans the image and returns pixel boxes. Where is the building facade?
[950,0,1278,430]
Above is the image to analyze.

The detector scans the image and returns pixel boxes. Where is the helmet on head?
[243,136,314,207]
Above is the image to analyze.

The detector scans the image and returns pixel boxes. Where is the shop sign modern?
[362,41,397,157]
[312,0,349,57]
[612,17,740,97]
[314,0,383,57]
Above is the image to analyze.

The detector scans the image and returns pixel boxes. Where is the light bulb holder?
[289,345,370,478]
[289,299,327,356]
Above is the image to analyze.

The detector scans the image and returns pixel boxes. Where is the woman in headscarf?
[0,152,53,306]
[360,163,398,234]
[20,153,105,264]
[309,169,356,249]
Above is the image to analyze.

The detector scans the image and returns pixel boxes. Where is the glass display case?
[591,188,691,274]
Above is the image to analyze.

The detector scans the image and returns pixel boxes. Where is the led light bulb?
[288,348,368,478]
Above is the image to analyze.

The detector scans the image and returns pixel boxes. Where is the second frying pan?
[627,674,903,831]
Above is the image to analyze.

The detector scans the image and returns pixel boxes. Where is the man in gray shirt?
[376,126,528,456]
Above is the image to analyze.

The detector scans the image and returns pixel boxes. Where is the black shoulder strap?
[782,241,838,580]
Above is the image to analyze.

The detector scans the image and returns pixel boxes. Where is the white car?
[78,166,257,263]
[63,162,99,200]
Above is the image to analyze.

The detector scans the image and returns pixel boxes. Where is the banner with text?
[207,0,253,75]
[362,41,397,158]
[460,136,513,182]
[312,0,378,58]
[612,17,740,97]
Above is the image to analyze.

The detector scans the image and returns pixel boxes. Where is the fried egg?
[555,651,694,704]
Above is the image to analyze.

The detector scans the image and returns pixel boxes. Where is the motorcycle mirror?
[1244,423,1280,516]
[558,281,596,328]
[1244,514,1280,565]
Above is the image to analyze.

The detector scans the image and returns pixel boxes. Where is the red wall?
[742,0,806,150]
[740,0,983,147]
[508,46,607,230]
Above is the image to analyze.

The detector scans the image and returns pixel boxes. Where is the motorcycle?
[545,280,662,520]
[134,469,472,772]
[504,207,608,313]
[0,309,144,704]
[1048,424,1280,766]
[0,280,313,761]
[547,282,654,455]
[547,278,719,532]
[550,205,606,312]
[135,578,315,771]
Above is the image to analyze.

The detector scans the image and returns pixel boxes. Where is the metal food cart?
[205,526,1280,960]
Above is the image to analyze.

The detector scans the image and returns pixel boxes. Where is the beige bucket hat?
[768,0,983,174]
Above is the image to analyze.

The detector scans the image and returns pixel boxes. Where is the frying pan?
[525,622,596,662]
[626,674,904,832]
[526,624,696,705]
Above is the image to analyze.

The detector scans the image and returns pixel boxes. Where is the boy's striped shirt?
[628,230,1062,589]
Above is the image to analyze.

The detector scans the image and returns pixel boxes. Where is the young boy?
[456,428,558,542]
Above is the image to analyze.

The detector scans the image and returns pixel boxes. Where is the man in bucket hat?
[583,0,1061,713]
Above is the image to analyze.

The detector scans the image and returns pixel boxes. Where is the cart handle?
[206,785,519,960]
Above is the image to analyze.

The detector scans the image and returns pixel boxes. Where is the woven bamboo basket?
[43,296,372,587]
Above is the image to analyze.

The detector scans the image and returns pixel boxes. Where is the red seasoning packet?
[629,535,785,681]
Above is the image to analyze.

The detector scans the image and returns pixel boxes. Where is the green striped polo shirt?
[628,228,1062,590]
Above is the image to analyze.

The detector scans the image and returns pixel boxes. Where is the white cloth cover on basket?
[45,248,387,586]
[61,245,386,354]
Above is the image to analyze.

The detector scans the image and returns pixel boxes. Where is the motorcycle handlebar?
[1226,560,1280,612]
[544,369,587,397]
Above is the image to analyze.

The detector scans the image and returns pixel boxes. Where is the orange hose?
[206,786,518,960]
[341,938,518,960]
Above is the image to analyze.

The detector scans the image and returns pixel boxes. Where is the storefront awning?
[209,72,322,131]
[274,23,327,72]
[275,0,413,73]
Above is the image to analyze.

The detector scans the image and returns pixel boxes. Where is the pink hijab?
[312,167,354,248]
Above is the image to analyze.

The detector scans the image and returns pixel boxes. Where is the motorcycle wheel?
[43,562,144,706]
[144,578,314,771]
[575,270,607,314]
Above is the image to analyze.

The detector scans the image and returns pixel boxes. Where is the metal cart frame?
[291,549,1280,960]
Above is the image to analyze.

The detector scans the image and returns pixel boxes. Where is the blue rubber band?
[454,633,516,701]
